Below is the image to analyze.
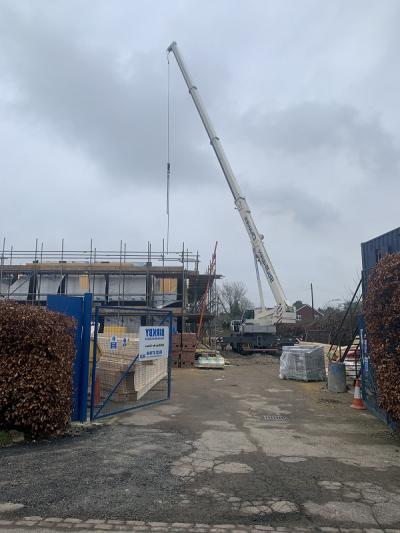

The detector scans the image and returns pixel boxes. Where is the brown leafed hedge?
[365,252,400,421]
[0,301,76,437]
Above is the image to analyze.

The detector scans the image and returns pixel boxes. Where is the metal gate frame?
[90,306,173,420]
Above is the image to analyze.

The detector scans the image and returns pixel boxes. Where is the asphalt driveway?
[1,353,399,531]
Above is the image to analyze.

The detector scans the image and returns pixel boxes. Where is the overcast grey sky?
[0,0,399,307]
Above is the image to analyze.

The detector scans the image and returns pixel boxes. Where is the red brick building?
[296,304,324,323]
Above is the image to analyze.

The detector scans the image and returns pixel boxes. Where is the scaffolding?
[196,242,218,343]
[0,239,221,334]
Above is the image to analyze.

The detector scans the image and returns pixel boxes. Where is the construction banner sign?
[139,326,169,360]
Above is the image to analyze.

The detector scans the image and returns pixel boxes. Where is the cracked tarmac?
[1,352,399,531]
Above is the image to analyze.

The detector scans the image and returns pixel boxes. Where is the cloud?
[0,4,218,189]
[245,102,400,181]
[248,184,339,229]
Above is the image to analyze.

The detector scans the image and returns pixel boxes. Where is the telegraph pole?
[310,283,315,319]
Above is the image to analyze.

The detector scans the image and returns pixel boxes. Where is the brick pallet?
[172,333,196,368]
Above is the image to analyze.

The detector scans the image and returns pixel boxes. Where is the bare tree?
[219,281,253,320]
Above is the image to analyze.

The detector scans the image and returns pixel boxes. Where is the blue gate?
[90,306,173,420]
[47,293,92,422]
[359,316,399,431]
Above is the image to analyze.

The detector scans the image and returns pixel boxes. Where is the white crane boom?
[167,41,295,323]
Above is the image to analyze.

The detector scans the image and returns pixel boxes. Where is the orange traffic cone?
[351,378,366,410]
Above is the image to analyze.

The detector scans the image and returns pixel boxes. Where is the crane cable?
[166,52,171,253]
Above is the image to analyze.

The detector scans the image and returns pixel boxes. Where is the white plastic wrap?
[279,345,326,382]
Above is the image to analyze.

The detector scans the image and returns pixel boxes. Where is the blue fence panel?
[47,293,92,422]
[359,316,399,431]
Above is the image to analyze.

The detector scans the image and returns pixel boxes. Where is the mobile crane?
[167,42,297,353]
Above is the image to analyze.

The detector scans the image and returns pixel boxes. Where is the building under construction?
[0,240,220,338]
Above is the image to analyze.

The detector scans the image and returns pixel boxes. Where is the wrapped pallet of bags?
[279,345,326,382]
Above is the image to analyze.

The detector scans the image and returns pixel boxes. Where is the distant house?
[296,304,324,322]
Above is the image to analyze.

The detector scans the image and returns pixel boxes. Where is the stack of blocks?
[172,335,181,367]
[94,335,168,402]
[172,333,197,368]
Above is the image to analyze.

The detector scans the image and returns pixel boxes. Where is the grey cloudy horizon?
[0,0,399,307]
